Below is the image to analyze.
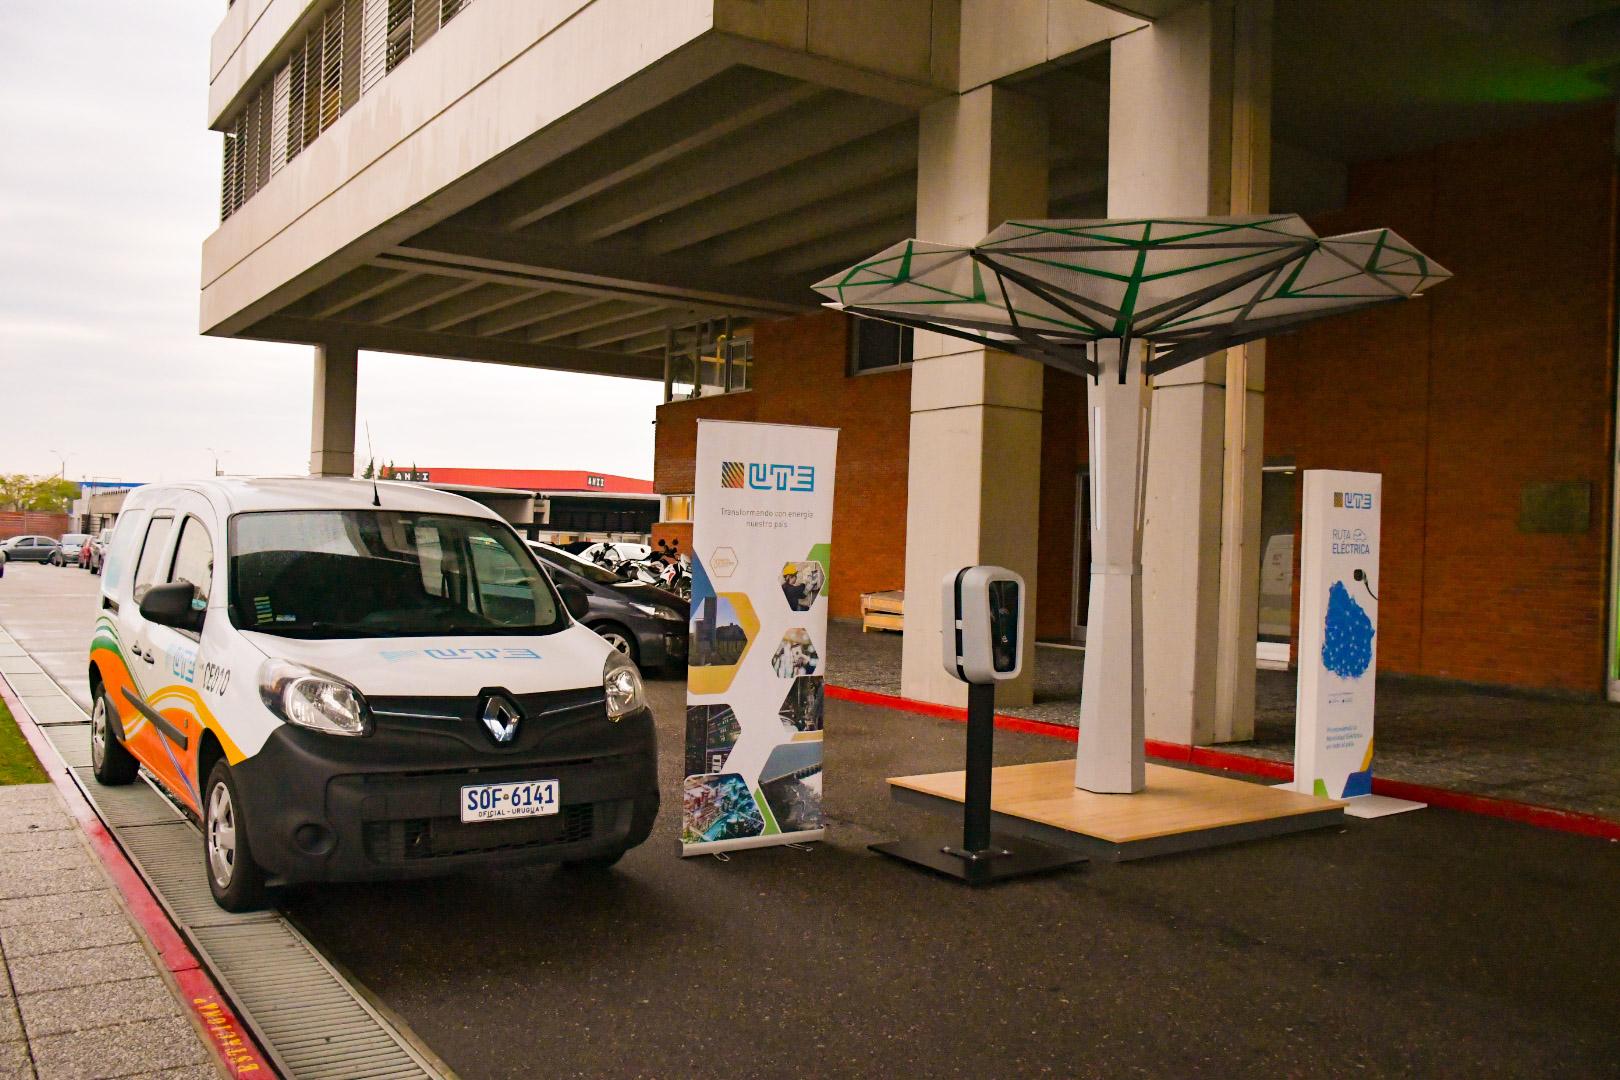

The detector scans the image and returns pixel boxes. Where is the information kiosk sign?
[1292,469,1382,799]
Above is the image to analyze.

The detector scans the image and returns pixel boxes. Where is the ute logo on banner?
[683,420,838,856]
[721,461,817,491]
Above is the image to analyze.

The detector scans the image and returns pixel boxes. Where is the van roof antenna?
[372,479,382,507]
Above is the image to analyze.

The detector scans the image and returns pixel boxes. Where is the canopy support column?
[1076,339,1150,793]
[899,84,1048,709]
[310,343,358,478]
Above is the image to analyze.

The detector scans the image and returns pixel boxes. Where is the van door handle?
[128,644,142,658]
[137,646,154,664]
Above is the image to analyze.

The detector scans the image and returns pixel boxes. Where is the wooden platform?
[889,760,1344,861]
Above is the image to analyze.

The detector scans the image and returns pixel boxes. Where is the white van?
[88,478,659,911]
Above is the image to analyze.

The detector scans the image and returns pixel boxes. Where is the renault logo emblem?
[479,693,522,745]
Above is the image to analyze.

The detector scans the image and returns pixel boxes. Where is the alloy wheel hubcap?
[604,632,631,654]
[90,698,105,769]
[207,782,236,889]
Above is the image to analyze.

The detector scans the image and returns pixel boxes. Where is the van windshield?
[229,511,565,639]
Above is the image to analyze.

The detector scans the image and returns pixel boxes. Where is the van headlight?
[258,659,372,737]
[603,650,646,720]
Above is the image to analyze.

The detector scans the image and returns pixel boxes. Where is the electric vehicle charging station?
[870,567,1088,885]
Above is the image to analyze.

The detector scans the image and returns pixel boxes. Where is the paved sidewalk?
[0,785,218,1080]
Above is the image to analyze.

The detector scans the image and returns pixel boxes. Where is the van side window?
[101,511,148,594]
[170,518,214,605]
[132,516,174,603]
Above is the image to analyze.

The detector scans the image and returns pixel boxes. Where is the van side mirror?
[557,583,590,621]
[140,581,206,634]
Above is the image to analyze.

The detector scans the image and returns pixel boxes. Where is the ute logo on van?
[480,693,523,744]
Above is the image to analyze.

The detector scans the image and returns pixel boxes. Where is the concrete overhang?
[200,0,1134,383]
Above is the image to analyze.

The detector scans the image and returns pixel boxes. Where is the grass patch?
[0,698,48,785]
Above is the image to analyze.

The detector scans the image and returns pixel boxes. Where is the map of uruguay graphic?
[1322,580,1375,679]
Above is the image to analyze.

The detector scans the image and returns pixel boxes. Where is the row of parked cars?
[0,530,112,576]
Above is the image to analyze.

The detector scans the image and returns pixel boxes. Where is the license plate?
[460,780,559,823]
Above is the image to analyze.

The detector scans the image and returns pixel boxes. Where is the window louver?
[222,0,475,221]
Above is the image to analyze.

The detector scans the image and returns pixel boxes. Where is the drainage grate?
[71,767,190,828]
[2,661,450,1080]
[43,723,93,768]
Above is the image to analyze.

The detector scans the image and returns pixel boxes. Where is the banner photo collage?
[682,420,838,855]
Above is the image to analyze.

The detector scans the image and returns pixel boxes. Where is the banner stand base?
[869,834,1087,886]
[1341,793,1425,819]
[1273,785,1425,819]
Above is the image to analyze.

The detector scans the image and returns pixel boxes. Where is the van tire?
[90,688,139,786]
[204,760,267,912]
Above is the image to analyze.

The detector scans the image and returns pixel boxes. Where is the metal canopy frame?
[817,215,1449,382]
[816,215,1449,795]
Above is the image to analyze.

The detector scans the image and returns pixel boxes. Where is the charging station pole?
[870,567,1087,885]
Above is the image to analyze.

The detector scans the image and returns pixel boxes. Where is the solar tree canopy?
[813,215,1450,378]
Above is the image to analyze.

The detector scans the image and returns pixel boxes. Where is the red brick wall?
[0,512,71,542]
[654,311,913,620]
[1268,105,1618,692]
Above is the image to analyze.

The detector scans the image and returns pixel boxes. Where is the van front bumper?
[231,700,659,884]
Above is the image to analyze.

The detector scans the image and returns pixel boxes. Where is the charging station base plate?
[869,834,1087,885]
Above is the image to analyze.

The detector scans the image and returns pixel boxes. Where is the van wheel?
[90,689,138,786]
[204,761,266,912]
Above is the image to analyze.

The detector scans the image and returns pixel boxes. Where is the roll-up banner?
[1291,469,1381,799]
[682,420,837,855]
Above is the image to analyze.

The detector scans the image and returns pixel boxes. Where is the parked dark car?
[0,536,59,563]
[530,542,688,674]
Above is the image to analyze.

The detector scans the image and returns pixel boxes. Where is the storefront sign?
[1291,470,1381,799]
[682,420,837,855]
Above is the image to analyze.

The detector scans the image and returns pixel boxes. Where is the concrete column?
[900,85,1048,708]
[309,343,358,477]
[1108,0,1271,746]
[1075,339,1151,793]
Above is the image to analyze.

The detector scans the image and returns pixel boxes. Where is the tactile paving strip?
[1,654,446,1080]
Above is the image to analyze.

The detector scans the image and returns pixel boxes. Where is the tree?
[28,477,80,513]
[0,475,32,511]
[0,475,79,513]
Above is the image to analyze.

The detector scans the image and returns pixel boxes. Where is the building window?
[664,321,752,401]
[849,319,913,375]
[221,0,476,222]
[663,495,694,523]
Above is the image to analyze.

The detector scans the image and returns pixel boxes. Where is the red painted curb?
[0,674,278,1078]
[825,682,1620,842]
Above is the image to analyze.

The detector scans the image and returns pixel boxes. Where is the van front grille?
[363,804,597,863]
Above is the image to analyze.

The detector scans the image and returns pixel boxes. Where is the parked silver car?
[51,533,89,567]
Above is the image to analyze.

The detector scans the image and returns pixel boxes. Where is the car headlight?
[603,649,646,720]
[629,602,684,622]
[258,659,372,737]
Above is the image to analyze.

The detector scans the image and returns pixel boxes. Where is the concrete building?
[203,0,1620,739]
[401,467,660,538]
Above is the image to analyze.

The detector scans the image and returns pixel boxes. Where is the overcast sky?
[0,3,664,485]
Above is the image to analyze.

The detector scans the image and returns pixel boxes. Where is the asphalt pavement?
[3,562,1618,1078]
